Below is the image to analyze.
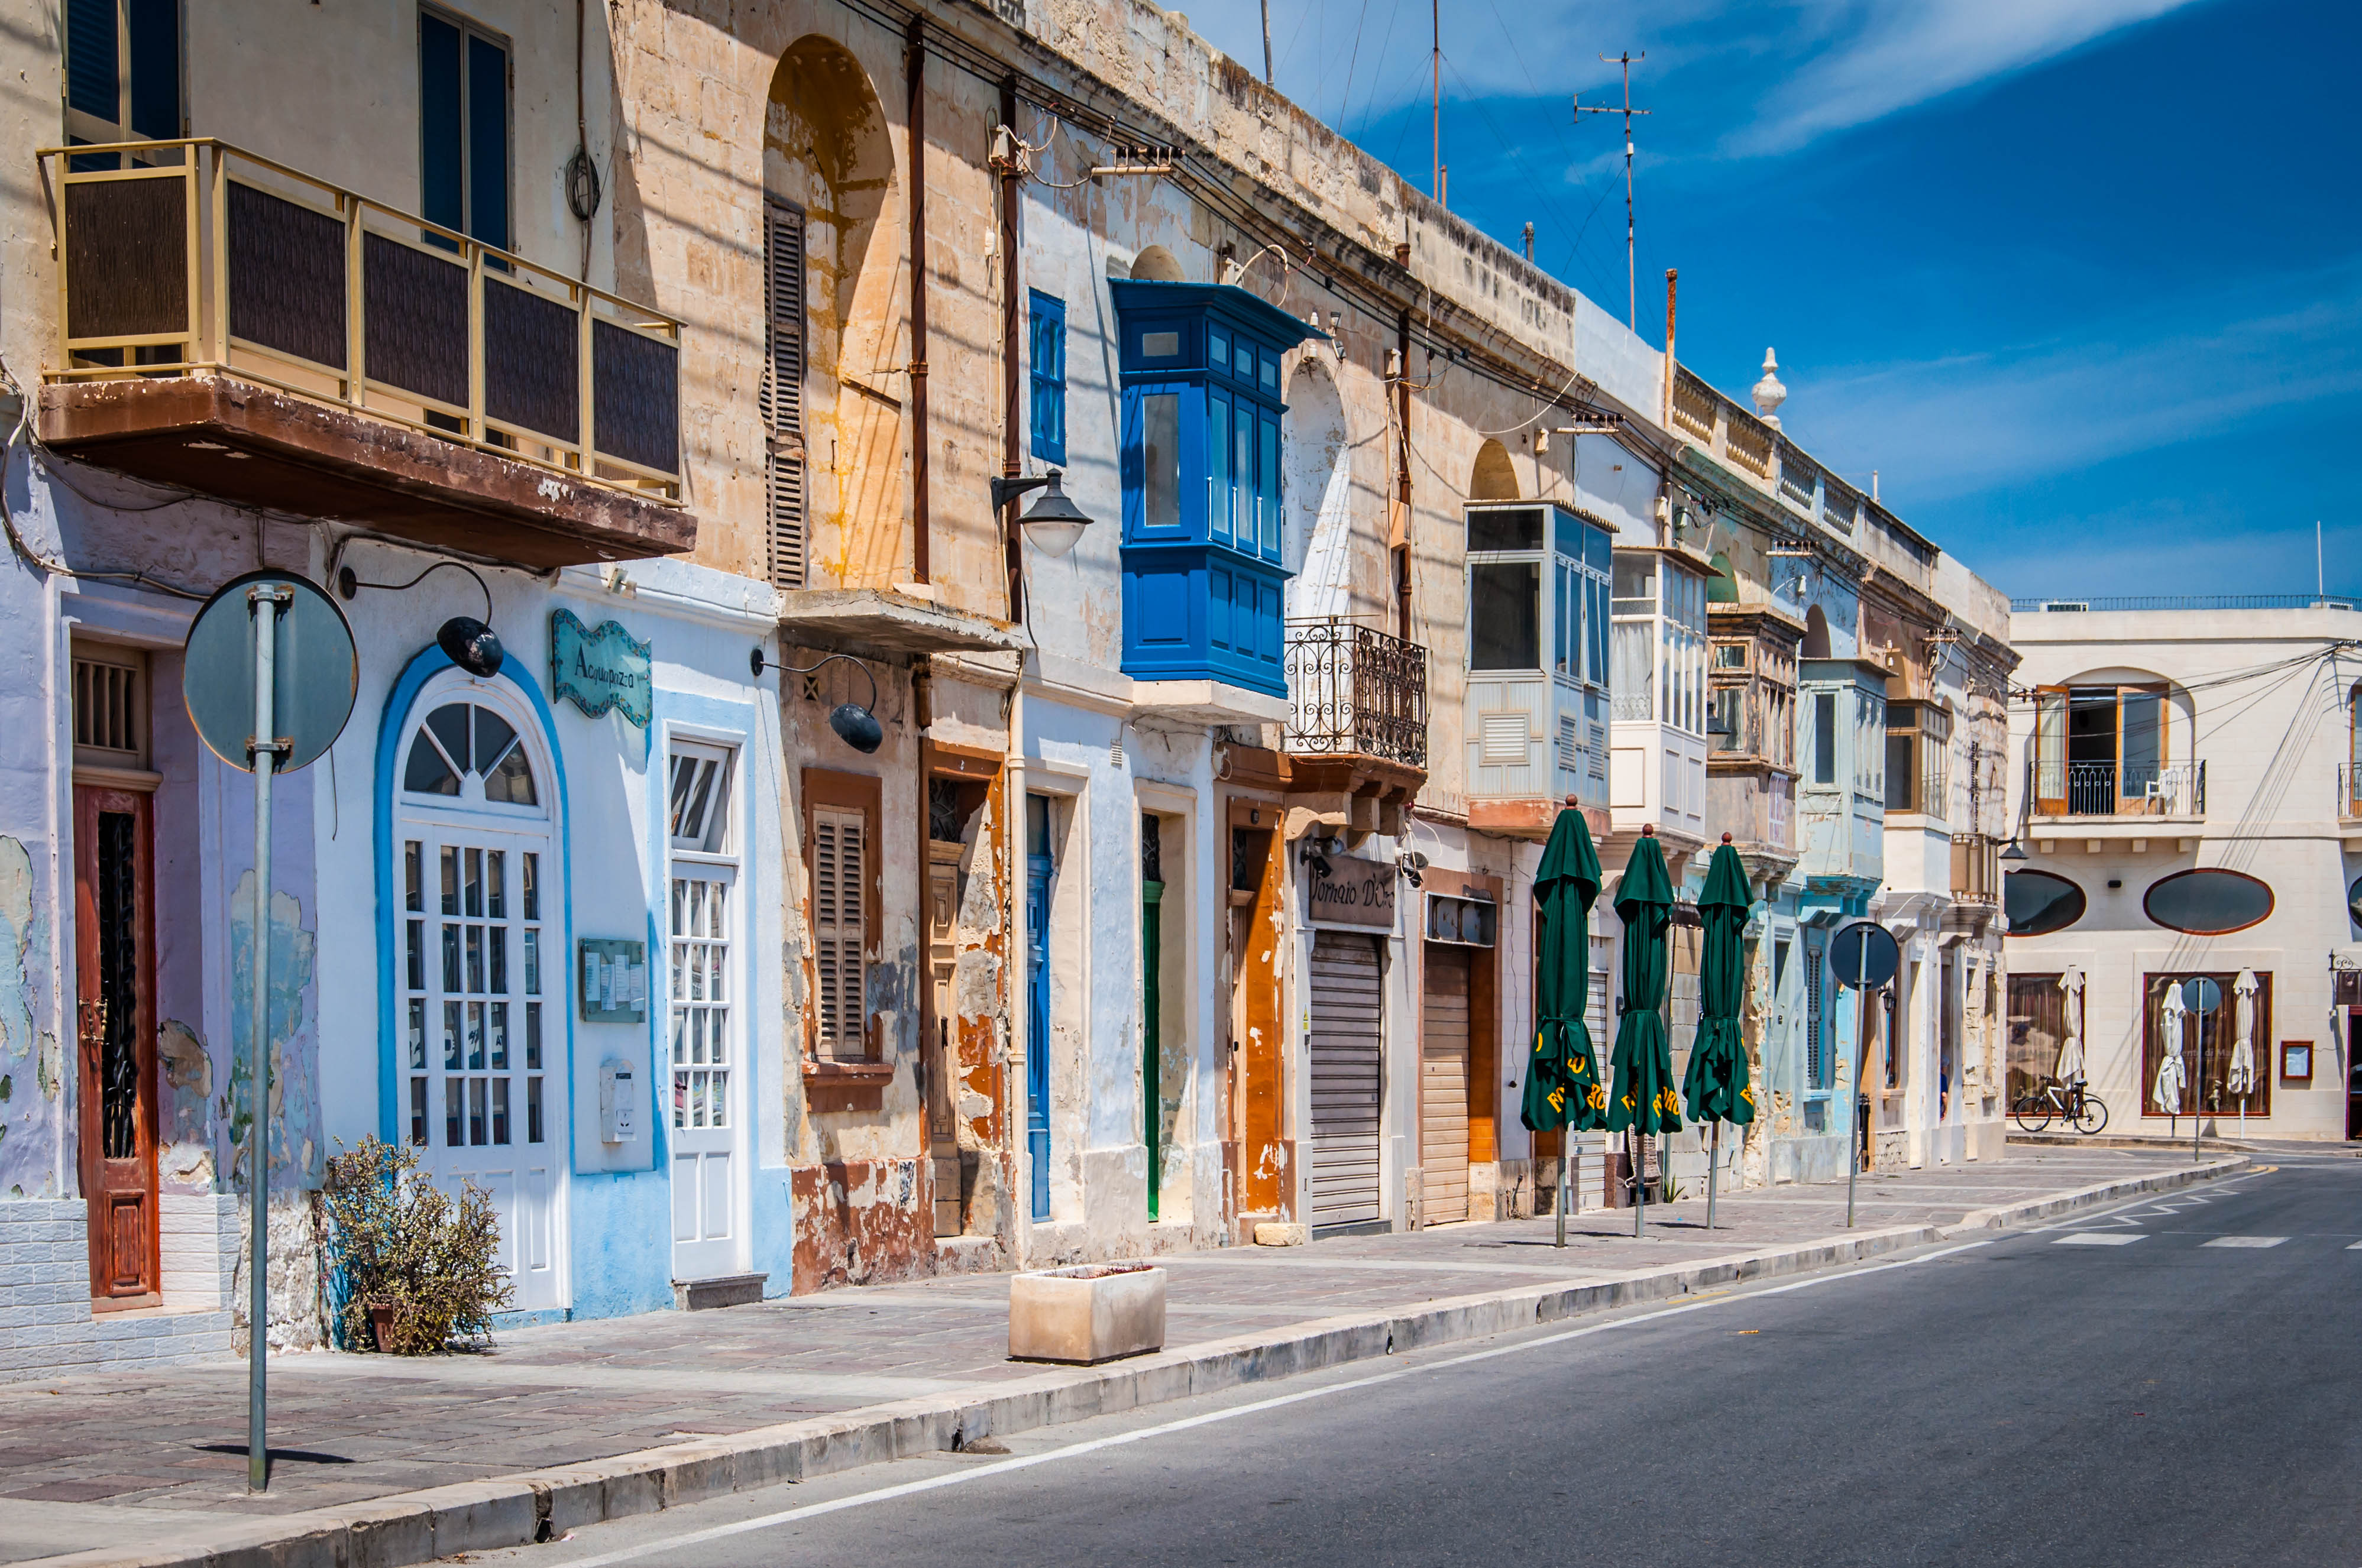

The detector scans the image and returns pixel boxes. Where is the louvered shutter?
[762,200,808,589]
[811,804,866,1058]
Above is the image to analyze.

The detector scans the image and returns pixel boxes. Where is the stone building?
[0,0,2023,1379]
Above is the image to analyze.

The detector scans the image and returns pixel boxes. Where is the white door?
[397,692,565,1311]
[666,744,744,1282]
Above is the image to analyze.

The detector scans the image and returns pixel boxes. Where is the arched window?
[1706,550,1739,604]
[1128,245,1185,281]
[1470,439,1520,501]
[394,679,564,1310]
[1802,604,1832,660]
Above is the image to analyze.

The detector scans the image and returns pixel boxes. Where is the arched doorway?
[1470,439,1519,501]
[763,38,899,588]
[390,669,567,1311]
[1283,357,1353,622]
[1803,604,1832,659]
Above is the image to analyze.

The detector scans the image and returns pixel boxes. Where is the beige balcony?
[36,140,690,568]
[1282,619,1428,838]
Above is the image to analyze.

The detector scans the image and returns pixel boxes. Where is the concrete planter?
[1008,1262,1167,1365]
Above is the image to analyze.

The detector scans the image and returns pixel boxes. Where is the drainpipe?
[1662,267,1677,431]
[907,16,930,585]
[998,76,1024,624]
[1393,307,1413,643]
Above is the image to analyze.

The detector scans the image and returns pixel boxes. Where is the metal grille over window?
[671,874,730,1130]
[762,199,808,588]
[812,805,866,1057]
[72,652,145,762]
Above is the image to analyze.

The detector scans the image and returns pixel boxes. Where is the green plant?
[323,1136,513,1354]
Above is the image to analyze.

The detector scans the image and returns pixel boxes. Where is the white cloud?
[1737,0,2214,154]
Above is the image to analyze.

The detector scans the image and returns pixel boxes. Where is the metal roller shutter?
[1308,931,1383,1227]
[1421,947,1472,1224]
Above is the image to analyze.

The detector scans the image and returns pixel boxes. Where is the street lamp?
[749,647,886,754]
[991,468,1094,558]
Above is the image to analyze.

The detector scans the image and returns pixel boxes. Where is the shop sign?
[1305,853,1397,930]
[552,608,652,727]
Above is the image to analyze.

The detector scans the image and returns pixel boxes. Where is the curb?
[26,1155,2248,1568]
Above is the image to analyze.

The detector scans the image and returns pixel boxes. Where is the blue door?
[1025,795,1053,1221]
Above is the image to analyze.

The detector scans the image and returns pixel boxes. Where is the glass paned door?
[669,865,741,1279]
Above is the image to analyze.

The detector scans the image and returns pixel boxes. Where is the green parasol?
[1521,801,1606,1244]
[1607,827,1682,1233]
[1682,835,1756,1228]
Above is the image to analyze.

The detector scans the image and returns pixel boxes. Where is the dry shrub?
[323,1136,513,1354]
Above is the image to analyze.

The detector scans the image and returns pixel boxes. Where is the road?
[475,1154,2357,1568]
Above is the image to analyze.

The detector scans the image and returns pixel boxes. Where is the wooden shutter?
[811,804,866,1058]
[1420,948,1472,1224]
[762,200,808,589]
[1307,932,1383,1227]
[2033,687,2067,815]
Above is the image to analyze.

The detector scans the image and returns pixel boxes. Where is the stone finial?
[1752,348,1787,429]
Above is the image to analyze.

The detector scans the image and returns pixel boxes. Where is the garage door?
[1421,947,1472,1224]
[1308,931,1383,1227]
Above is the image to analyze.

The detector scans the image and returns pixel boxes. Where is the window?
[1029,291,1067,464]
[1470,563,1541,671]
[670,866,732,1132]
[1607,549,1706,733]
[2143,868,2272,936]
[420,8,510,251]
[72,646,147,768]
[1706,621,1797,767]
[668,744,733,854]
[2003,869,2085,936]
[2005,972,2073,1112]
[2033,681,2178,815]
[403,702,538,805]
[1611,554,1655,722]
[2141,971,2271,1118]
[1852,689,1885,801]
[804,770,879,1060]
[762,199,808,587]
[1113,282,1315,696]
[1884,701,1952,816]
[1812,692,1837,785]
[63,0,180,164]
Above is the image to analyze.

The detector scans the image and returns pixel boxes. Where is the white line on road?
[2054,1233,2144,1246]
[556,1237,1998,1568]
[2203,1236,2287,1248]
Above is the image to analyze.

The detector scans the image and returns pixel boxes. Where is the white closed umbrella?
[2054,966,2087,1086]
[2154,981,2188,1120]
[2227,970,2258,1097]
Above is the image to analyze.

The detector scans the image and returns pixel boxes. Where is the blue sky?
[1177,0,2362,599]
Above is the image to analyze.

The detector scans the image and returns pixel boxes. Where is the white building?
[2004,600,2361,1142]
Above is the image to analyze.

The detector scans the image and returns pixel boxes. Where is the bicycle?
[2012,1078,2108,1135]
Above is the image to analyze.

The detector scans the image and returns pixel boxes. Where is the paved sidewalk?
[0,1146,2237,1566]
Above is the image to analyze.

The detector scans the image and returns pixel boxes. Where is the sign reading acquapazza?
[551,608,652,728]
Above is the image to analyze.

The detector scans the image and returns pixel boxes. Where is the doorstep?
[672,1274,768,1311]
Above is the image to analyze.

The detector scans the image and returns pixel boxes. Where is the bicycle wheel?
[2012,1098,2054,1135]
[2072,1094,2108,1135]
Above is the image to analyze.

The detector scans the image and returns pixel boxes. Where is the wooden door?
[1306,932,1383,1227]
[75,785,158,1307]
[1420,947,1472,1224]
[925,843,963,1237]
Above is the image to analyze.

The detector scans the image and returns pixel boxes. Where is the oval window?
[2144,868,2273,935]
[2348,874,2362,931]
[2004,870,2085,937]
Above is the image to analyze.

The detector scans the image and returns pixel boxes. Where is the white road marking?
[2348,1240,2362,1250]
[2204,1236,2287,1248]
[2054,1233,2144,1246]
[555,1238,1997,1568]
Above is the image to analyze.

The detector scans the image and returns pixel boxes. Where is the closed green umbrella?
[1521,800,1606,1246]
[1607,827,1682,1235]
[1683,835,1756,1229]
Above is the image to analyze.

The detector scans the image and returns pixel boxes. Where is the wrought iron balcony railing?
[40,139,682,499]
[1283,619,1429,771]
[2028,757,2205,818]
[2340,765,2362,819]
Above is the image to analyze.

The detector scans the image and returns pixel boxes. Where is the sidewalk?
[0,1146,2241,1568]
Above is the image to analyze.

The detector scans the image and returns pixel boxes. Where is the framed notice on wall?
[578,938,649,1024]
[2280,1040,2312,1083]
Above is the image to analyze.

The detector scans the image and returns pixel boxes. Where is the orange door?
[75,785,160,1307]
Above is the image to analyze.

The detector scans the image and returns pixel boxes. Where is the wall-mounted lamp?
[1399,849,1429,888]
[1999,839,2030,863]
[1299,832,1342,879]
[991,468,1094,558]
[749,647,885,754]
[338,559,503,679]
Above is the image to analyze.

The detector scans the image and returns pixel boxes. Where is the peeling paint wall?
[0,837,59,1198]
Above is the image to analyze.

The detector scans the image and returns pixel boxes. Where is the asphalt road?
[476,1155,2358,1568]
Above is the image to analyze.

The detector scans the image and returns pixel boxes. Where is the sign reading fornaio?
[1303,852,1397,930]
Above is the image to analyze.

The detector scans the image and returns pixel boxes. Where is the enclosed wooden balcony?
[37,140,690,568]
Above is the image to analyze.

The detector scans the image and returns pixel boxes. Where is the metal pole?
[1633,1129,1645,1238]
[1845,936,1871,1229]
[1555,1135,1568,1248]
[1706,1119,1719,1230]
[246,585,283,1494]
[2193,998,2206,1166]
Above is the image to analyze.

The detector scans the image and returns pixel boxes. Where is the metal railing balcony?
[1283,618,1429,772]
[40,139,682,499]
[2028,757,2205,818]
[2339,765,2362,819]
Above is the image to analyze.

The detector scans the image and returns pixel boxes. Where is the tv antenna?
[1574,52,1650,330]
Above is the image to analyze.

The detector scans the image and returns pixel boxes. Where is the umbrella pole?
[1633,1130,1646,1237]
[1707,1119,1719,1231]
[1556,1136,1569,1248]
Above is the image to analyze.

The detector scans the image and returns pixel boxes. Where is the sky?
[1172,0,2362,601]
